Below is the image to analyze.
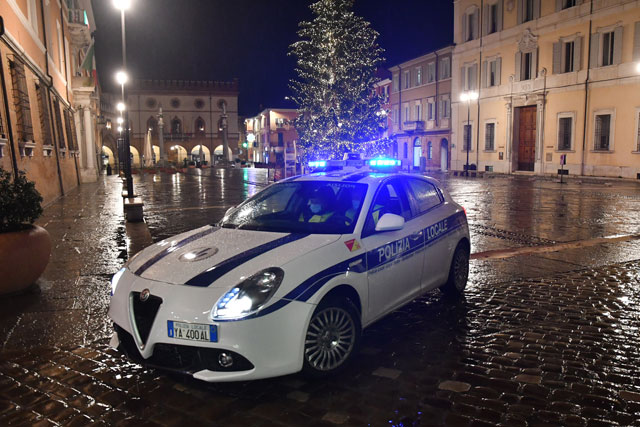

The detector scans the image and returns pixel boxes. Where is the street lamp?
[116,102,125,112]
[115,70,128,86]
[114,0,134,198]
[636,62,640,74]
[117,116,124,124]
[460,90,478,176]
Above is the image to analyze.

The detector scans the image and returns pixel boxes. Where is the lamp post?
[460,90,478,176]
[114,0,133,197]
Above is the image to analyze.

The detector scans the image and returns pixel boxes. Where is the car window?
[221,181,367,234]
[362,179,411,237]
[406,178,442,214]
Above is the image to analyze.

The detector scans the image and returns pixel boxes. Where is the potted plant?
[0,168,51,295]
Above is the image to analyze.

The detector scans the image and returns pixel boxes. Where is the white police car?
[108,159,470,382]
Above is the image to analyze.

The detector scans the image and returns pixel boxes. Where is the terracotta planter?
[0,225,51,295]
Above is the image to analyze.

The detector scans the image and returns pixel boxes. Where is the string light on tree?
[289,0,391,161]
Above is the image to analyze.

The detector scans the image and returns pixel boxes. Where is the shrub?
[0,168,43,232]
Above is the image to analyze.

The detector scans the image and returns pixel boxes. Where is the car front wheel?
[441,242,469,296]
[302,299,361,376]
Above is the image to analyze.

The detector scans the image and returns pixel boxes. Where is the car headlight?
[211,268,284,320]
[111,268,126,296]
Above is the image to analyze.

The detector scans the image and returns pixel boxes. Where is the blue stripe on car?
[184,233,309,287]
[134,227,218,276]
[216,211,466,322]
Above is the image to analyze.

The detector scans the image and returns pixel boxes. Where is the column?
[505,99,513,174]
[74,108,85,169]
[80,106,98,182]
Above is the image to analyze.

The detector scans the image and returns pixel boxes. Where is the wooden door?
[517,106,536,171]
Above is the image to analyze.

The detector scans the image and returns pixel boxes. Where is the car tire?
[440,242,469,297]
[302,297,361,377]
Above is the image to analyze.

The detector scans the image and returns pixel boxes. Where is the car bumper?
[108,269,314,382]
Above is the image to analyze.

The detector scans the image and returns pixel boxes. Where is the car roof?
[281,171,442,187]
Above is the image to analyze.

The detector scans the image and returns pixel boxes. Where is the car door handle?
[410,231,423,240]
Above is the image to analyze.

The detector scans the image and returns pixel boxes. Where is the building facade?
[0,0,100,205]
[389,46,454,171]
[244,108,298,168]
[118,79,240,167]
[452,0,640,178]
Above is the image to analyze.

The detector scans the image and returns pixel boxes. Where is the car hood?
[126,225,340,287]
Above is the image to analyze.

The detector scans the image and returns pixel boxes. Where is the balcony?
[403,121,425,132]
[68,9,88,26]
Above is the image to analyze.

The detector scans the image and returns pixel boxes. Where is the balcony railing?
[403,121,425,132]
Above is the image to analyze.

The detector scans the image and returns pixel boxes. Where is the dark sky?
[92,0,453,116]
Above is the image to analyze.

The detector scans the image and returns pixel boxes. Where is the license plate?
[167,320,218,342]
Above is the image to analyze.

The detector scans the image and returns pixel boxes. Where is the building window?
[414,104,421,121]
[404,105,409,123]
[462,7,479,42]
[403,142,408,158]
[404,71,410,89]
[416,67,422,85]
[485,122,495,151]
[195,117,205,134]
[483,57,502,87]
[553,38,582,74]
[427,141,433,160]
[53,99,66,149]
[636,110,640,151]
[427,62,436,83]
[602,31,615,67]
[35,84,53,146]
[427,99,435,121]
[485,2,503,35]
[171,117,182,134]
[519,0,540,24]
[392,74,399,92]
[64,109,78,151]
[557,115,574,151]
[440,96,451,119]
[460,63,478,91]
[440,57,451,79]
[558,0,577,11]
[463,123,473,151]
[594,113,612,151]
[516,49,537,82]
[636,110,640,152]
[147,117,158,136]
[9,60,34,143]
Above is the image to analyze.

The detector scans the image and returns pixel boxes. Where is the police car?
[108,158,470,382]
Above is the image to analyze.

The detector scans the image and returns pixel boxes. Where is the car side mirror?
[375,213,405,232]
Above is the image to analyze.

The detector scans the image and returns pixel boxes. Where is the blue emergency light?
[308,160,327,168]
[368,158,401,167]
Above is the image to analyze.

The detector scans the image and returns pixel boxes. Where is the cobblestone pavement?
[1,170,640,426]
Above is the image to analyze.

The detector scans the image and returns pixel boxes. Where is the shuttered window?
[64,109,77,151]
[485,123,495,151]
[53,98,66,150]
[558,117,572,151]
[9,59,34,143]
[35,84,53,147]
[463,124,472,151]
[602,31,615,66]
[594,114,611,151]
[636,111,640,152]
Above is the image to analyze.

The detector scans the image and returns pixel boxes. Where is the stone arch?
[168,144,188,165]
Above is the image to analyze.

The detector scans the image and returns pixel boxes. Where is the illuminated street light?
[460,90,478,177]
[636,62,640,73]
[117,126,123,132]
[117,116,124,124]
[113,0,131,10]
[115,70,128,85]
[117,102,125,112]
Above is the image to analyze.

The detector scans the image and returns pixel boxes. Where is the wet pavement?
[1,169,640,425]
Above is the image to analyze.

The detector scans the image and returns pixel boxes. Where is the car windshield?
[220,181,368,234]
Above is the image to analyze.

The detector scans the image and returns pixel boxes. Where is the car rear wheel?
[441,242,469,296]
[302,298,361,376]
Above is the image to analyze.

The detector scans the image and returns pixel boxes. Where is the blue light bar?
[368,158,400,167]
[308,160,327,168]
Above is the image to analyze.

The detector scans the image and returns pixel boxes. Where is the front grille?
[113,324,254,373]
[131,292,163,344]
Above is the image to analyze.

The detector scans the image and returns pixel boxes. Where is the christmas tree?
[289,0,390,160]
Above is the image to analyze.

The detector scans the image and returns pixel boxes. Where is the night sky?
[92,0,453,117]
